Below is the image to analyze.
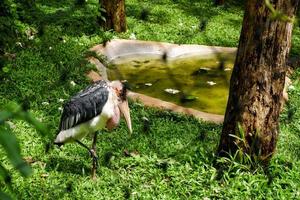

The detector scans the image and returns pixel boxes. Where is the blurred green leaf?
[18,112,47,136]
[0,127,32,177]
[0,111,13,124]
[1,102,46,136]
[2,67,10,73]
[0,191,12,200]
[3,102,21,113]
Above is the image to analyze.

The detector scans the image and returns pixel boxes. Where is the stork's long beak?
[118,100,132,134]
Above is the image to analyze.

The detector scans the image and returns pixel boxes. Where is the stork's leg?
[76,139,98,164]
[75,140,96,157]
[76,140,90,151]
[91,132,98,180]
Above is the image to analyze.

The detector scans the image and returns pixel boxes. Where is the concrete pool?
[89,39,237,123]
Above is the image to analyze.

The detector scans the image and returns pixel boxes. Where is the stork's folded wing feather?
[59,80,109,131]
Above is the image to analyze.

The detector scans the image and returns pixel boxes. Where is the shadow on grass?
[126,0,245,26]
[18,0,101,37]
[126,4,171,25]
[46,156,91,176]
[99,107,222,164]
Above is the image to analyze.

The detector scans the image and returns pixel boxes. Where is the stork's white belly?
[55,96,116,144]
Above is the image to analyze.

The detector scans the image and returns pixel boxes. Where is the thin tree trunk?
[0,1,12,69]
[218,0,299,163]
[99,0,127,33]
[214,0,225,6]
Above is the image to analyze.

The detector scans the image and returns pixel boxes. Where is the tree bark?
[214,0,225,6]
[218,0,299,163]
[99,0,127,33]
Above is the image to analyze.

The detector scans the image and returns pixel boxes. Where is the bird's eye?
[114,88,119,94]
[114,88,121,98]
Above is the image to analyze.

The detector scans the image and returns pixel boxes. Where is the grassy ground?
[1,0,300,199]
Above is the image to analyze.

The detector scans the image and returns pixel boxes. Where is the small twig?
[264,0,294,23]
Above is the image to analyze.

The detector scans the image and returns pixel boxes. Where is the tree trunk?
[214,0,225,6]
[0,0,13,69]
[218,0,299,163]
[99,0,127,33]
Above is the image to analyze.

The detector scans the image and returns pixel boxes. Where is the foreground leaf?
[0,127,32,177]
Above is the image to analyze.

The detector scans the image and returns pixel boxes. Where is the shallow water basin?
[108,54,235,115]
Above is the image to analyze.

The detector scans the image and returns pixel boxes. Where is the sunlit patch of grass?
[123,0,244,46]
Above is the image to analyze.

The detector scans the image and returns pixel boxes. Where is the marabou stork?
[54,80,132,179]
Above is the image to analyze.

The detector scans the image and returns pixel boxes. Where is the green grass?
[1,0,300,199]
[124,0,244,46]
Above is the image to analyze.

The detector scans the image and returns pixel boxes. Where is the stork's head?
[109,80,132,134]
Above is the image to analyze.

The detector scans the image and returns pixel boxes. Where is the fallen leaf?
[24,156,35,164]
[41,173,49,178]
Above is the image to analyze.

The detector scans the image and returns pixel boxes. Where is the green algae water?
[108,54,235,115]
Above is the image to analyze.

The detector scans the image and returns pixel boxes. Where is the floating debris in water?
[207,81,216,86]
[180,95,198,103]
[200,67,211,71]
[218,60,225,70]
[133,64,141,68]
[164,88,180,94]
[162,52,168,61]
[224,68,231,71]
[191,67,210,75]
[145,83,152,86]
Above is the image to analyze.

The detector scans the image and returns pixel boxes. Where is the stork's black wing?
[59,80,109,131]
